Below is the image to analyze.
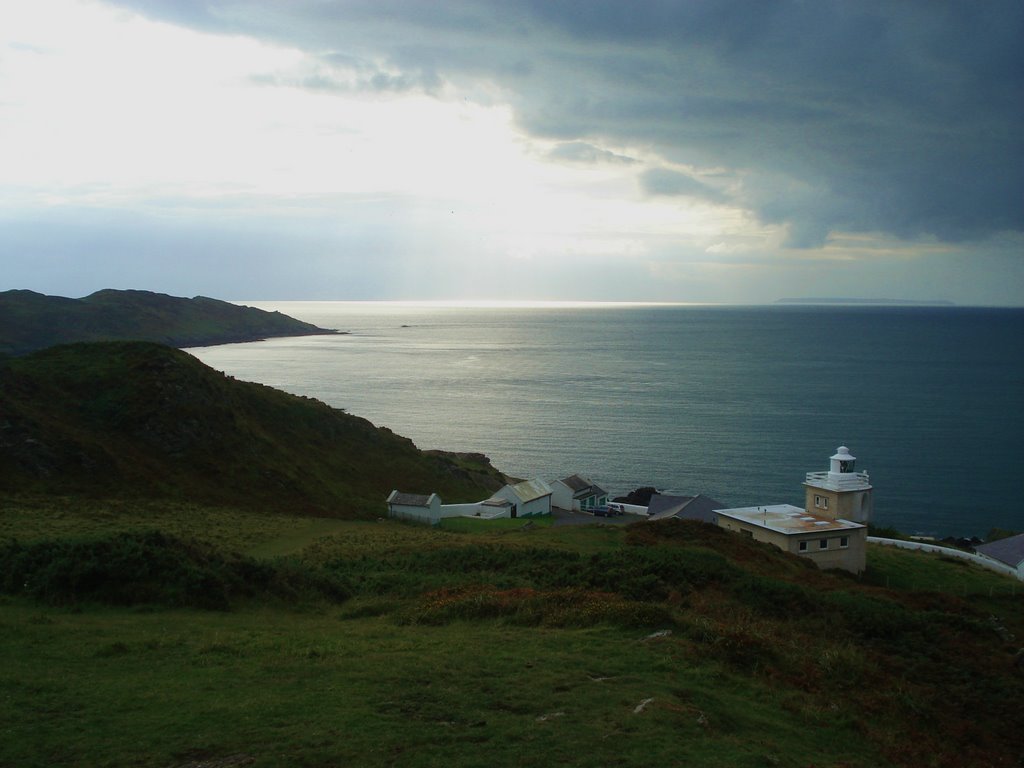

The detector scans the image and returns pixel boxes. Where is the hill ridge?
[0,341,505,514]
[0,288,337,356]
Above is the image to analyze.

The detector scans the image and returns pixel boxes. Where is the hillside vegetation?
[0,335,1021,767]
[0,508,1021,768]
[0,288,335,356]
[0,341,505,514]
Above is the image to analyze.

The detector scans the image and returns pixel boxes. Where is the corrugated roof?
[481,498,511,508]
[647,494,724,523]
[573,484,607,500]
[508,479,553,503]
[677,494,727,523]
[975,533,1024,568]
[560,474,591,492]
[646,495,695,520]
[389,492,433,507]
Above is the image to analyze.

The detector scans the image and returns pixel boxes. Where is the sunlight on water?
[190,303,1024,536]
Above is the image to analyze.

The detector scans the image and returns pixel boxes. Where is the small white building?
[550,474,609,512]
[386,491,443,525]
[489,479,553,518]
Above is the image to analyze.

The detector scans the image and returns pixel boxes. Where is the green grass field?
[2,498,1022,767]
[864,543,1021,597]
[0,601,880,768]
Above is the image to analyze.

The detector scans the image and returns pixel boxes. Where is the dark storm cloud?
[110,0,1023,247]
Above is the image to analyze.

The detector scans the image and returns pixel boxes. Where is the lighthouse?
[803,446,873,523]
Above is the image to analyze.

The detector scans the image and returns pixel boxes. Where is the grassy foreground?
[1,500,1022,768]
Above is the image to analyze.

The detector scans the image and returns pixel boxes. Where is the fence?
[868,536,1023,582]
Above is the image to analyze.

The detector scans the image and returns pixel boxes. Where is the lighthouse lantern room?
[804,445,873,523]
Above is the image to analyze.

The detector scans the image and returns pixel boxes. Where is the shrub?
[402,586,675,629]
[0,531,349,609]
[734,576,823,618]
[824,590,924,642]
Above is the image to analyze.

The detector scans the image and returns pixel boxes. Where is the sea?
[187,302,1024,537]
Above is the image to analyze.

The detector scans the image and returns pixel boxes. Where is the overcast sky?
[1,0,1021,304]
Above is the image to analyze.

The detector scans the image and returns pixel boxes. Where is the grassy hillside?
[0,289,335,356]
[0,335,1020,766]
[0,341,505,514]
[0,509,1021,768]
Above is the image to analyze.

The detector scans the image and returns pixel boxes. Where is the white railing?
[805,470,871,489]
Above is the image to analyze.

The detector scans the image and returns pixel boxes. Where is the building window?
[819,539,828,550]
[741,529,753,538]
[814,495,829,510]
[799,541,808,552]
[839,536,849,548]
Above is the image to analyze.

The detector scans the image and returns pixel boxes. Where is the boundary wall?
[868,537,1022,581]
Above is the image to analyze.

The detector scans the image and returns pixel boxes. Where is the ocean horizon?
[189,301,1024,537]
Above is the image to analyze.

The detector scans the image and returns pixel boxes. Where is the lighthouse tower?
[803,446,873,523]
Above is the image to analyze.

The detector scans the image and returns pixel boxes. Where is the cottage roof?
[646,494,694,520]
[388,491,434,507]
[577,484,607,500]
[648,494,725,523]
[560,474,591,492]
[714,504,864,535]
[508,479,553,503]
[559,474,607,499]
[481,498,511,508]
[975,533,1024,568]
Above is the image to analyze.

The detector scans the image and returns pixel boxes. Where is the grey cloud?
[106,0,1024,246]
[547,141,637,165]
[639,168,728,205]
[251,68,441,96]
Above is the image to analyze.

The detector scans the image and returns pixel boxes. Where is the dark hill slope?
[0,342,505,514]
[0,289,336,356]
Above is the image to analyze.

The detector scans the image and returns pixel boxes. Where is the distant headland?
[775,297,956,306]
[0,289,339,357]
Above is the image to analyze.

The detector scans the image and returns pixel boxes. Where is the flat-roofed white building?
[714,504,867,574]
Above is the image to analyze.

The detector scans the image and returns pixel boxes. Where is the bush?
[824,590,924,642]
[734,576,823,617]
[325,543,737,602]
[582,547,737,600]
[402,586,675,629]
[0,531,349,609]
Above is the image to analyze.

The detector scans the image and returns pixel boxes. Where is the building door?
[511,504,517,519]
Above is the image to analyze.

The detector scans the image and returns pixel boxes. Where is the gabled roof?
[481,498,511,508]
[507,479,553,503]
[647,493,724,523]
[387,491,435,507]
[559,474,607,499]
[560,474,592,493]
[646,494,694,520]
[975,533,1024,568]
[574,484,608,500]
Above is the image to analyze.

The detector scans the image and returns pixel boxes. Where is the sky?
[1,0,1022,304]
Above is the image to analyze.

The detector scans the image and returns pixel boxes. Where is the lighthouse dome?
[831,446,855,462]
